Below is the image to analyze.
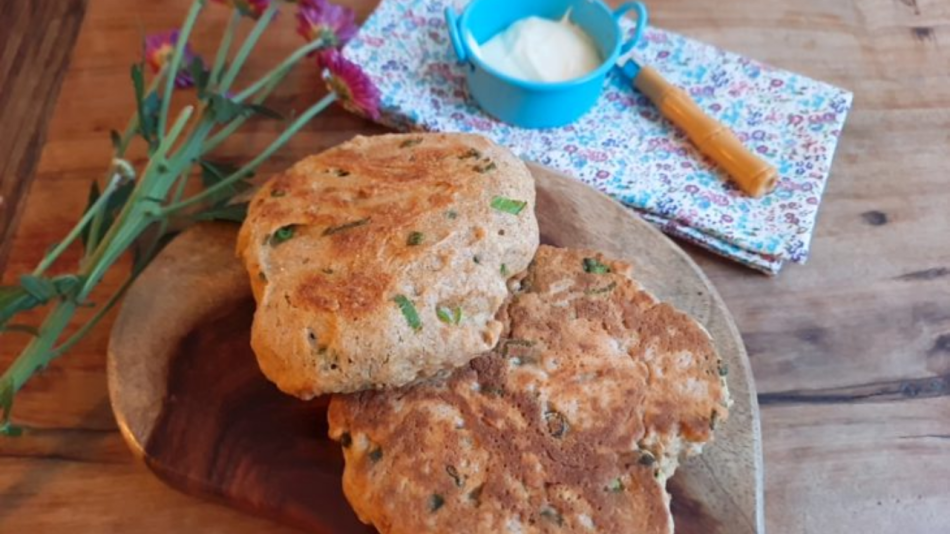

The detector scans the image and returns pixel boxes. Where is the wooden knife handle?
[634,65,778,198]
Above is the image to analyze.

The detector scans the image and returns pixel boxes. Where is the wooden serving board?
[107,164,764,534]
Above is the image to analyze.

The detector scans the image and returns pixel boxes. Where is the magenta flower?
[296,0,358,48]
[322,49,380,120]
[144,30,202,88]
[212,0,271,19]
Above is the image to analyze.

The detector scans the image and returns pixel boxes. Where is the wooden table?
[1,0,948,532]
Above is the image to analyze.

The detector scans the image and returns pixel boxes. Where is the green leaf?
[393,295,422,331]
[0,378,15,433]
[245,103,284,120]
[132,63,161,150]
[585,281,618,295]
[0,324,40,336]
[18,275,56,301]
[490,196,527,215]
[194,202,248,223]
[209,93,246,123]
[190,57,210,98]
[582,257,611,274]
[110,129,122,151]
[0,285,33,327]
[199,159,251,206]
[80,181,101,251]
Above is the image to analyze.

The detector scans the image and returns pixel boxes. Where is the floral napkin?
[342,0,853,274]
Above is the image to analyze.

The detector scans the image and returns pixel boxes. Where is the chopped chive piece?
[607,478,625,493]
[258,271,267,282]
[540,506,563,526]
[368,447,383,463]
[446,465,463,487]
[270,225,296,245]
[331,168,350,177]
[473,255,481,264]
[459,148,481,160]
[270,189,286,197]
[321,267,334,275]
[544,410,569,438]
[437,306,463,325]
[585,281,618,295]
[407,231,425,246]
[429,494,445,512]
[638,451,656,466]
[446,210,458,219]
[718,361,729,376]
[400,138,424,148]
[490,196,527,215]
[500,263,509,276]
[340,432,352,448]
[394,295,422,331]
[323,218,369,236]
[582,257,611,274]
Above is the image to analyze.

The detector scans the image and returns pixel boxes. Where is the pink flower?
[144,30,202,88]
[322,49,380,120]
[212,0,271,19]
[297,0,358,48]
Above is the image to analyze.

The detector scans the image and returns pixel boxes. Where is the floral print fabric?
[343,0,853,274]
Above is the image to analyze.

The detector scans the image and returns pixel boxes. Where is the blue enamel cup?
[445,0,648,129]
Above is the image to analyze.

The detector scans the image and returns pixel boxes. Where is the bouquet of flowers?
[0,0,380,435]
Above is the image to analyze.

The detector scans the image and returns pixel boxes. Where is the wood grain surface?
[1,0,949,532]
[106,165,762,534]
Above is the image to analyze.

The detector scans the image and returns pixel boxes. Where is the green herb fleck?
[400,138,424,148]
[429,494,445,512]
[393,295,422,331]
[490,196,527,215]
[458,148,481,160]
[710,409,720,430]
[331,168,350,177]
[607,478,625,493]
[718,361,729,377]
[258,271,268,282]
[446,210,458,219]
[544,409,569,439]
[368,447,383,463]
[321,267,334,275]
[473,255,481,264]
[270,189,286,197]
[585,281,618,295]
[340,432,352,448]
[323,218,369,236]
[474,161,497,173]
[446,465,463,487]
[582,257,611,274]
[407,231,425,246]
[540,506,563,526]
[638,451,656,466]
[500,264,509,276]
[437,306,463,325]
[270,225,296,245]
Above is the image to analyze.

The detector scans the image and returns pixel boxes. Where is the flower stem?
[234,38,328,103]
[49,275,137,359]
[33,176,120,277]
[202,65,290,153]
[218,3,279,94]
[0,300,77,395]
[211,9,242,86]
[163,93,337,217]
[157,0,205,137]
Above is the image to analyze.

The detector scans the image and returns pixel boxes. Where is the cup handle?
[444,7,468,63]
[614,2,649,56]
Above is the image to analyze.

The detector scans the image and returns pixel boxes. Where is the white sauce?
[476,13,602,83]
